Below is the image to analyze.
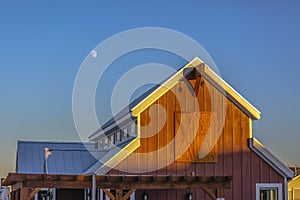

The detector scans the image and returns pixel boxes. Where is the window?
[256,183,282,200]
[122,127,128,139]
[104,138,108,148]
[109,134,115,145]
[116,131,121,142]
[129,123,137,136]
[99,139,104,149]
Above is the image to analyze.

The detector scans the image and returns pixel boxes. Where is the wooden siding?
[109,78,284,200]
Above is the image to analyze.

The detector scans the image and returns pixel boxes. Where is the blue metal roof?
[16,141,108,175]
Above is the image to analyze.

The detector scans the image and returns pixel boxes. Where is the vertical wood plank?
[223,100,233,199]
[126,153,138,174]
[214,87,224,176]
[147,100,158,175]
[204,80,214,177]
[269,167,279,183]
[223,100,233,175]
[166,89,177,200]
[175,82,186,200]
[232,104,242,200]
[138,109,148,173]
[157,93,167,199]
[196,77,206,200]
[166,89,176,176]
[241,113,251,200]
[251,151,260,200]
[186,80,196,176]
[260,158,270,182]
[175,82,186,175]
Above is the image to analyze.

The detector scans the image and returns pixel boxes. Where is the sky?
[0,1,300,177]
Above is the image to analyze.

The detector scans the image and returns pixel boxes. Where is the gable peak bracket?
[183,63,206,81]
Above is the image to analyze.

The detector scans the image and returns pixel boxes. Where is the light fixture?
[143,192,148,200]
[178,82,183,93]
[186,191,192,200]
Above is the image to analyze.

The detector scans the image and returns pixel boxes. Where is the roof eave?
[200,63,261,120]
[248,138,295,180]
[132,57,202,116]
[94,137,140,175]
[131,57,261,120]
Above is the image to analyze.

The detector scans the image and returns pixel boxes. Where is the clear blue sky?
[1,1,300,177]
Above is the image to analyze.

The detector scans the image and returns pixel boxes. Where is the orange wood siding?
[109,78,285,200]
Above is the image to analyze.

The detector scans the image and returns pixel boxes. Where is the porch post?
[217,189,225,199]
[115,189,122,200]
[92,173,96,200]
[20,187,28,200]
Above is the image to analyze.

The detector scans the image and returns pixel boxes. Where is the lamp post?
[43,147,52,174]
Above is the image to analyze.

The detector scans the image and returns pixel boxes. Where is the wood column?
[20,187,28,200]
[115,189,122,200]
[217,189,224,198]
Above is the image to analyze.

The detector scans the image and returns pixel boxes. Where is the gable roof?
[288,174,300,188]
[131,57,260,119]
[88,57,263,175]
[16,140,107,174]
[89,57,260,141]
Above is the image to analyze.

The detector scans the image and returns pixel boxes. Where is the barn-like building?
[2,57,294,200]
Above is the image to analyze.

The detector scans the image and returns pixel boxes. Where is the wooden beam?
[24,180,91,189]
[202,187,216,200]
[28,188,41,199]
[183,63,205,80]
[122,188,135,200]
[3,173,232,191]
[194,77,201,96]
[20,187,29,200]
[116,189,122,200]
[103,189,115,200]
[11,181,23,192]
[217,188,224,197]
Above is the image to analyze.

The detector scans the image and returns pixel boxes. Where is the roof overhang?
[248,138,295,180]
[131,57,260,120]
[91,138,140,175]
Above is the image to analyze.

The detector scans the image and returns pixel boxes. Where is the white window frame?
[256,183,282,200]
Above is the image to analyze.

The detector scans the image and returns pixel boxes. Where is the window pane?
[260,188,278,200]
[104,138,108,147]
[110,134,115,144]
[116,131,121,142]
[130,123,137,136]
[123,127,128,139]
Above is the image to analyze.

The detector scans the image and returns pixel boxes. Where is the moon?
[91,50,97,58]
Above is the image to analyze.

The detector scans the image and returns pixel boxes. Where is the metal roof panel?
[16,141,108,175]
